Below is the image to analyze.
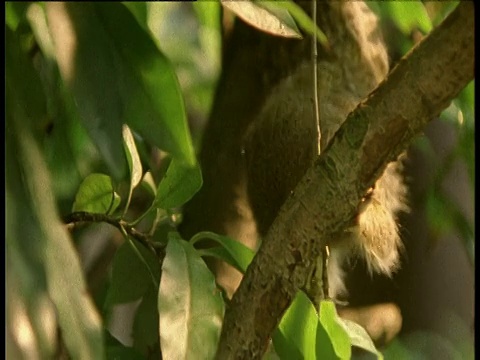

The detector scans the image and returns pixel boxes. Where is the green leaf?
[25,3,101,204]
[132,286,160,355]
[159,233,224,360]
[154,158,203,210]
[455,80,474,121]
[272,330,303,360]
[6,239,57,359]
[425,190,455,237]
[196,247,245,277]
[6,30,104,357]
[273,291,319,360]
[7,29,56,360]
[193,1,221,30]
[384,1,433,35]
[46,3,196,180]
[106,345,146,360]
[221,0,302,39]
[338,318,383,359]
[45,3,125,179]
[85,3,197,167]
[318,300,351,360]
[72,173,120,214]
[106,241,161,306]
[122,2,149,31]
[316,314,338,360]
[5,27,47,136]
[191,231,255,274]
[6,2,30,31]
[110,192,122,216]
[268,0,329,48]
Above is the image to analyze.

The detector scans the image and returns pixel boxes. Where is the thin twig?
[312,0,321,156]
[311,0,331,305]
[63,211,163,255]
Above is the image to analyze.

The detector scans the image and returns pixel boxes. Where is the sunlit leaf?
[191,231,255,274]
[455,80,474,121]
[122,124,143,214]
[6,29,104,356]
[273,291,319,360]
[123,124,143,190]
[7,28,57,359]
[318,300,351,359]
[141,171,157,197]
[26,3,56,59]
[15,135,105,359]
[267,1,329,47]
[221,0,302,39]
[338,318,383,359]
[72,173,119,214]
[154,158,203,210]
[6,240,57,359]
[159,233,224,360]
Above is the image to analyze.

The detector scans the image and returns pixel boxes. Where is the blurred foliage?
[382,1,474,263]
[6,1,473,359]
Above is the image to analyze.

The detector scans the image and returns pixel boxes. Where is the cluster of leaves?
[71,122,256,359]
[6,1,473,360]
[71,117,382,358]
[5,2,224,359]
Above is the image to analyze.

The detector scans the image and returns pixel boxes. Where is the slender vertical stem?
[312,0,321,156]
[311,0,330,304]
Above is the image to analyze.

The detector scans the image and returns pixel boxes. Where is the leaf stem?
[312,0,321,155]
[190,231,220,246]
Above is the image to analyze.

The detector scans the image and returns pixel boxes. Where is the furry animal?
[243,1,407,298]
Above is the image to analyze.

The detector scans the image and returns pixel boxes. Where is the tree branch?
[63,211,163,256]
[216,2,474,359]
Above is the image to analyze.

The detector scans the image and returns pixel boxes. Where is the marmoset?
[243,1,408,299]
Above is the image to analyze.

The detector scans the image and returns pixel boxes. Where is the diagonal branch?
[216,2,474,359]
